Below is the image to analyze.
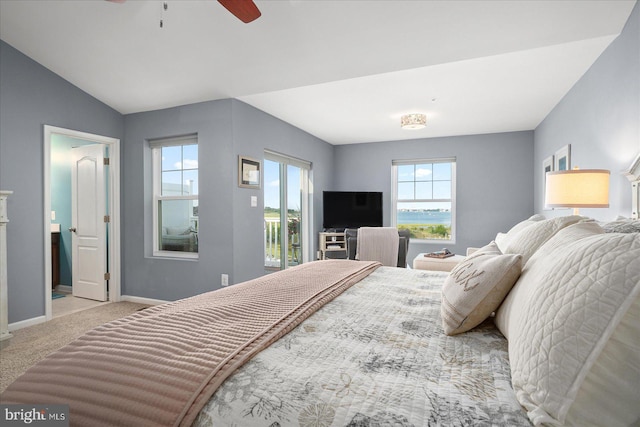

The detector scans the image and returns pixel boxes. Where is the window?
[150,135,198,258]
[392,158,456,242]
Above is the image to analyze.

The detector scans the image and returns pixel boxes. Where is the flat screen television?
[323,191,383,231]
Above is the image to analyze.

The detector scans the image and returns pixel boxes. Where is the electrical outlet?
[221,274,229,287]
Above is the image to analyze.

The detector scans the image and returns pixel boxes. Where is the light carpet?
[0,302,149,393]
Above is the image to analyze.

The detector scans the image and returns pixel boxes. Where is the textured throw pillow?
[494,214,545,252]
[601,218,640,233]
[495,221,604,340]
[564,294,640,427]
[441,241,522,336]
[523,221,604,271]
[495,230,640,426]
[501,215,582,264]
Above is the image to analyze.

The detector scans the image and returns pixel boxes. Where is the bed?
[2,216,639,427]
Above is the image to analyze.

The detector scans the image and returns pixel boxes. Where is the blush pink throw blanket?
[1,260,380,426]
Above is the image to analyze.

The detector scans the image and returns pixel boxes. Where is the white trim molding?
[1,190,13,342]
[44,125,122,321]
[8,315,47,332]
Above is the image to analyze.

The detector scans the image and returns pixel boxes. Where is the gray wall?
[334,131,535,262]
[121,99,334,299]
[0,40,123,323]
[122,100,234,300]
[534,1,640,220]
[230,100,334,283]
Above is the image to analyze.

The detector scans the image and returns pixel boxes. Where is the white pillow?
[601,218,640,233]
[441,241,522,335]
[522,221,604,272]
[494,214,545,252]
[495,228,640,425]
[564,294,640,427]
[495,221,604,340]
[501,215,582,264]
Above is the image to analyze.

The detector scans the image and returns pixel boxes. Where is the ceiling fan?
[107,0,261,24]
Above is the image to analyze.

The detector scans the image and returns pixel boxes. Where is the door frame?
[264,150,312,268]
[43,125,121,320]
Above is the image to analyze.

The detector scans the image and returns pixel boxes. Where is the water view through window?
[394,160,455,240]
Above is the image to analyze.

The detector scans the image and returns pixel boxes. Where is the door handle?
[68,227,76,233]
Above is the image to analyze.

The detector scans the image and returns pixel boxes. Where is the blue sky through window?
[264,159,301,211]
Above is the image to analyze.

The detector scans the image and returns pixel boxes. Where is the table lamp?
[545,167,610,215]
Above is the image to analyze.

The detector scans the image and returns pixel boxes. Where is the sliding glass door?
[264,151,311,271]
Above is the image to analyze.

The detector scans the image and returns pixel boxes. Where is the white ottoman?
[413,254,465,272]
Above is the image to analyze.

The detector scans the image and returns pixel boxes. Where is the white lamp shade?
[545,169,610,208]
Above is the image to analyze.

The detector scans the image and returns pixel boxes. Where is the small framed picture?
[238,156,261,189]
[554,144,571,171]
[543,155,554,210]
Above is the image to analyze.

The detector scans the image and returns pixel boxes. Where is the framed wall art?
[238,156,261,189]
[543,155,554,210]
[554,144,571,171]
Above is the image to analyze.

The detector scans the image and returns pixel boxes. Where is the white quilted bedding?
[194,267,531,426]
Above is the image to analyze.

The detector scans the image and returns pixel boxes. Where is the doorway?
[263,151,311,271]
[44,126,121,320]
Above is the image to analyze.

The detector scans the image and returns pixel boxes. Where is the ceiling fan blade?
[217,0,261,23]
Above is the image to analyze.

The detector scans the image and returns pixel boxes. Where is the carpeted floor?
[0,302,149,393]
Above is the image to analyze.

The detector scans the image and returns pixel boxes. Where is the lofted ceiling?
[0,0,636,144]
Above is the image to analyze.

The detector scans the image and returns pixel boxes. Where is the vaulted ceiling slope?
[0,0,636,144]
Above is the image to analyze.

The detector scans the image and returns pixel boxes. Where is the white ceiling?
[0,0,636,144]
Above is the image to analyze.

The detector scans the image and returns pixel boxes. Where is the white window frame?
[391,157,456,243]
[150,134,199,259]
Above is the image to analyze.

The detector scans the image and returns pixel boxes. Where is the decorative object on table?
[554,144,571,171]
[545,167,610,215]
[238,156,261,189]
[424,248,454,258]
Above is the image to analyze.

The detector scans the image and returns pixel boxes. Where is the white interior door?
[71,144,107,301]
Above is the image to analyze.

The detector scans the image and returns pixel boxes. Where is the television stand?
[318,232,347,260]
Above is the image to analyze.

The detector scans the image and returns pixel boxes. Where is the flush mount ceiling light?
[400,113,427,130]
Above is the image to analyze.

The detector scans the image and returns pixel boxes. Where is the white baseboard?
[8,296,167,332]
[121,295,168,306]
[8,315,47,332]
